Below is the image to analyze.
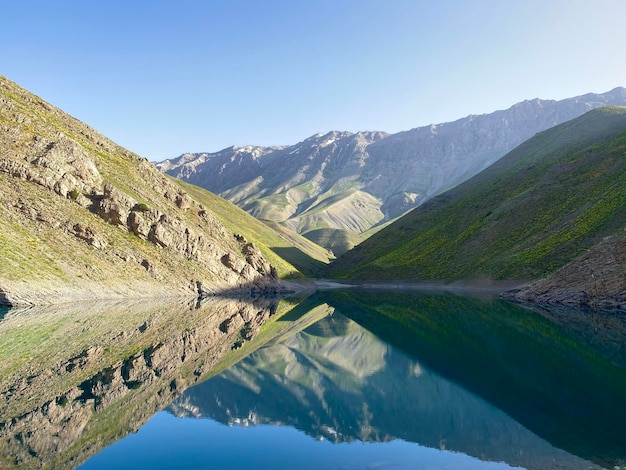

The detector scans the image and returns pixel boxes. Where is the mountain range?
[2,67,626,470]
[158,88,626,254]
[2,73,625,310]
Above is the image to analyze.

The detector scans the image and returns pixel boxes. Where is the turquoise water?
[2,291,624,469]
[78,291,626,469]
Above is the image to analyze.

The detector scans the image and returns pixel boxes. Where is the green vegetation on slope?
[302,228,363,256]
[327,107,626,281]
[174,179,331,277]
[1,74,321,304]
[286,189,384,235]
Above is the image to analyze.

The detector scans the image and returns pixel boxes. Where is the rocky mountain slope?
[326,107,626,308]
[0,75,320,307]
[158,88,626,253]
[505,228,626,309]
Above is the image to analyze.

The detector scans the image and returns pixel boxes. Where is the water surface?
[90,291,626,469]
[1,291,624,469]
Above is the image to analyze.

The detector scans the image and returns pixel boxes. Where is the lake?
[1,290,625,469]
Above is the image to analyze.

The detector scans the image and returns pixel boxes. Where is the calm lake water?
[1,290,625,469]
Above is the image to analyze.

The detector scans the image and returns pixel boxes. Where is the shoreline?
[0,279,306,310]
[313,278,526,295]
[4,277,624,313]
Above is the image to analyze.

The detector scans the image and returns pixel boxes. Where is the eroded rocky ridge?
[505,230,626,310]
[0,296,283,468]
[0,75,285,306]
[158,87,626,245]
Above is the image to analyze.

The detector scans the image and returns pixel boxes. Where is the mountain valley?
[2,74,626,311]
[159,88,626,255]
[1,73,626,469]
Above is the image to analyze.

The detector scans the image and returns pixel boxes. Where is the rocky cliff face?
[158,88,626,247]
[0,75,286,306]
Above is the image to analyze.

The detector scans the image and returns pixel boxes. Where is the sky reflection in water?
[81,412,519,470]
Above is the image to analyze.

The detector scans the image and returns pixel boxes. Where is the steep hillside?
[505,229,626,309]
[0,75,301,306]
[159,131,389,250]
[173,179,331,275]
[326,107,626,287]
[158,88,626,251]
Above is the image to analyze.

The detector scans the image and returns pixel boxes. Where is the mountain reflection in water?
[0,295,285,469]
[165,291,626,470]
[3,291,624,469]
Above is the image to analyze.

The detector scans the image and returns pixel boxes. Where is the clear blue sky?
[2,0,625,161]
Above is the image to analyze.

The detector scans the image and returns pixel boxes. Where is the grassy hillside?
[505,227,626,309]
[282,188,385,235]
[162,88,626,243]
[301,228,363,256]
[327,107,626,282]
[0,75,309,305]
[173,180,331,277]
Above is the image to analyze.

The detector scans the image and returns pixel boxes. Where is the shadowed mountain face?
[0,296,300,469]
[169,291,626,470]
[158,88,626,251]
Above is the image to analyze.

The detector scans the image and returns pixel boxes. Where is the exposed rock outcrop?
[72,223,108,249]
[0,133,103,202]
[505,231,626,310]
[0,74,289,306]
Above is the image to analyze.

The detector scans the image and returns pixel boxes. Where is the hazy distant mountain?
[158,88,626,253]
